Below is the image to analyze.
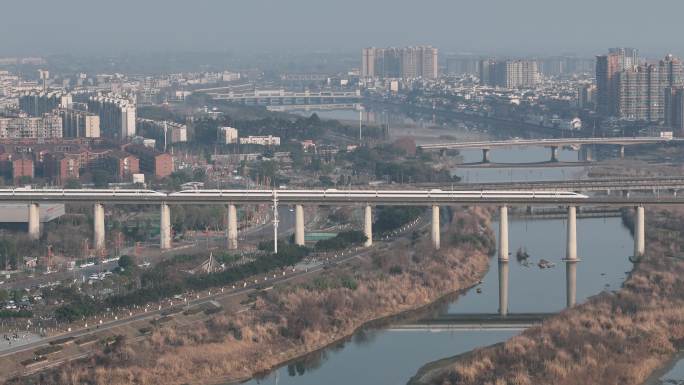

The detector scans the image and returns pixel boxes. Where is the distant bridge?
[267,103,360,112]
[196,88,362,105]
[419,137,681,150]
[419,137,684,162]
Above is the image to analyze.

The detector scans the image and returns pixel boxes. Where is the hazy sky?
[1,0,681,57]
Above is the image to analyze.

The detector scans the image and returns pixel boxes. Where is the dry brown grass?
[411,206,684,385]
[12,207,495,385]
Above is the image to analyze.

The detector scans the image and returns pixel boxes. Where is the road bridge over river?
[195,88,362,105]
[419,137,684,162]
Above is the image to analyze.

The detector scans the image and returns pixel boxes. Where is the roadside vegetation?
[12,207,496,385]
[373,206,423,233]
[51,245,308,322]
[314,230,367,251]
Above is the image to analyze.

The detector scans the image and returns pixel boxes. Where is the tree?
[92,169,114,188]
[192,168,207,182]
[0,238,17,270]
[319,176,334,187]
[64,179,82,189]
[18,175,32,185]
[0,289,9,303]
[118,255,134,270]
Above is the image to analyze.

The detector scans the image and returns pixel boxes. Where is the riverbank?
[408,206,684,385]
[642,350,684,385]
[12,207,496,385]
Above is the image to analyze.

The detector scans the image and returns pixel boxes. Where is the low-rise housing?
[239,135,280,146]
[125,145,174,178]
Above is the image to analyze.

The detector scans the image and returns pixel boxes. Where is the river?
[647,352,684,384]
[237,108,635,385]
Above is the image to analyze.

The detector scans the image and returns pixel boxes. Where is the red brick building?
[12,157,34,183]
[125,145,173,179]
[105,152,140,179]
[44,153,80,184]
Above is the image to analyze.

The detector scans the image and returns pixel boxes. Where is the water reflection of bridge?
[390,313,554,331]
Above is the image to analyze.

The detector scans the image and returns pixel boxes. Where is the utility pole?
[163,121,168,153]
[272,190,279,254]
[358,106,363,142]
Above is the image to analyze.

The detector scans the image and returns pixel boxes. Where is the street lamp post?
[272,191,279,254]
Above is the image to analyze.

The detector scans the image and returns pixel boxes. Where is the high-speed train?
[0,188,588,202]
[169,189,589,200]
[0,189,167,198]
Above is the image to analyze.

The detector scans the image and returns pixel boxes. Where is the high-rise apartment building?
[59,109,100,138]
[87,96,136,141]
[361,48,376,79]
[613,55,684,122]
[478,59,539,88]
[660,54,684,87]
[478,59,497,86]
[19,92,72,117]
[596,48,640,116]
[615,67,649,121]
[0,114,63,139]
[446,55,480,75]
[577,84,597,109]
[361,46,438,79]
[665,86,684,135]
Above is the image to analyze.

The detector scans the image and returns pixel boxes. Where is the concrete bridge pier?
[364,205,373,247]
[619,145,625,159]
[582,145,593,162]
[93,203,105,251]
[498,260,509,316]
[498,205,510,317]
[566,206,577,260]
[160,203,171,250]
[634,206,645,257]
[566,259,578,307]
[482,148,491,163]
[431,205,440,250]
[565,205,579,307]
[498,206,509,261]
[295,204,305,246]
[28,203,40,240]
[227,204,238,250]
[550,146,559,162]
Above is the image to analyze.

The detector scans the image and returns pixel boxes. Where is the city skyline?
[2,0,684,57]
